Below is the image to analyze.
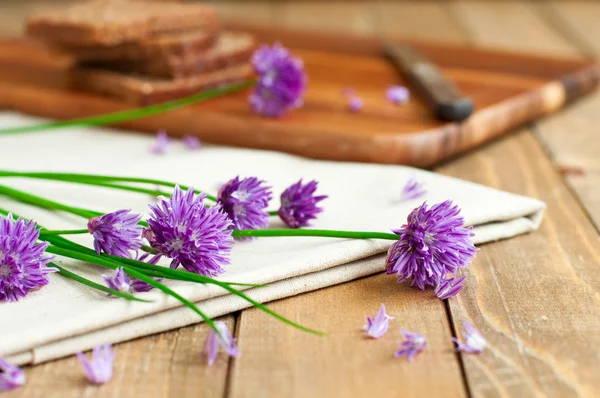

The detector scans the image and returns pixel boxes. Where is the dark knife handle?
[384,43,473,122]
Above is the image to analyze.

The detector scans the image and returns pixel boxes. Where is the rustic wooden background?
[2,1,600,397]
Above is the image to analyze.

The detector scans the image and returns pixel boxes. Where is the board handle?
[384,43,473,122]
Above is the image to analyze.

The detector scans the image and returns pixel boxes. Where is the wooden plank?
[443,2,600,396]
[532,1,600,230]
[211,0,274,24]
[228,3,467,398]
[375,1,466,43]
[276,1,376,35]
[452,0,578,57]
[229,273,467,398]
[5,317,235,398]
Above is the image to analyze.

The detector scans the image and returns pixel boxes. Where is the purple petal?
[0,357,25,391]
[183,135,202,150]
[363,303,394,339]
[386,86,410,104]
[150,130,170,154]
[77,344,116,385]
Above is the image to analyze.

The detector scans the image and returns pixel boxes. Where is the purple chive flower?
[348,96,363,112]
[453,321,487,354]
[0,214,56,302]
[76,344,116,385]
[183,135,202,150]
[363,303,394,339]
[0,357,25,391]
[278,179,327,228]
[102,267,130,293]
[249,42,307,117]
[386,85,410,104]
[150,129,170,154]
[394,330,427,362]
[401,174,426,201]
[102,267,159,294]
[217,176,272,231]
[146,186,234,276]
[87,210,143,258]
[386,200,477,290]
[435,275,467,300]
[202,321,239,366]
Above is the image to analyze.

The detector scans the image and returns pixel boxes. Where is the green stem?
[41,229,89,235]
[0,183,100,218]
[268,210,278,216]
[50,262,150,302]
[0,80,254,136]
[232,229,399,240]
[0,171,216,201]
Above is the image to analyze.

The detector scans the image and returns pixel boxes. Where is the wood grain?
[229,273,467,398]
[441,2,600,397]
[4,317,235,398]
[532,1,600,231]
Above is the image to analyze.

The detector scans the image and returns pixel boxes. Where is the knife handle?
[384,43,473,122]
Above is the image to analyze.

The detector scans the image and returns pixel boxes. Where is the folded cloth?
[0,112,545,365]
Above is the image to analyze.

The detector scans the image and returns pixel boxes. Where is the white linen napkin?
[0,112,545,365]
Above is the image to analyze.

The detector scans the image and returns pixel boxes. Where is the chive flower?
[0,214,56,302]
[87,210,144,258]
[434,275,466,300]
[394,330,426,362]
[202,321,239,365]
[278,179,327,228]
[401,174,426,201]
[386,86,410,104]
[363,303,394,339]
[249,42,307,117]
[77,344,116,385]
[150,129,170,154]
[217,176,272,231]
[386,200,477,290]
[146,186,234,276]
[453,321,487,354]
[101,267,159,294]
[0,357,25,391]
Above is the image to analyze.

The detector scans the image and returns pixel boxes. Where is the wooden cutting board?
[0,23,597,167]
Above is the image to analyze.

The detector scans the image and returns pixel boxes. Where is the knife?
[384,42,473,122]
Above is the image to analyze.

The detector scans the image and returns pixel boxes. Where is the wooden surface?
[0,11,598,167]
[3,1,600,397]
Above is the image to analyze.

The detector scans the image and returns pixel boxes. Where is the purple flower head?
[202,321,239,366]
[348,96,363,112]
[435,275,467,300]
[401,174,426,201]
[0,357,25,391]
[250,42,307,117]
[150,129,170,154]
[278,179,327,228]
[386,200,477,290]
[453,321,486,354]
[102,267,160,294]
[183,135,202,150]
[363,303,394,339]
[394,330,426,362]
[87,210,143,258]
[76,344,116,385]
[102,267,130,293]
[217,176,272,231]
[146,186,234,276]
[0,214,56,302]
[386,85,410,104]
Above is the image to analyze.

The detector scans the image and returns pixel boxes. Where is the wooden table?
[3,1,600,397]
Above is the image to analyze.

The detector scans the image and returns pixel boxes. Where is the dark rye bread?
[72,63,252,105]
[26,0,218,46]
[58,30,219,62]
[95,31,257,78]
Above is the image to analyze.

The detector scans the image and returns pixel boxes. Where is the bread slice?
[26,0,218,46]
[94,31,257,78]
[58,30,219,62]
[72,63,252,105]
